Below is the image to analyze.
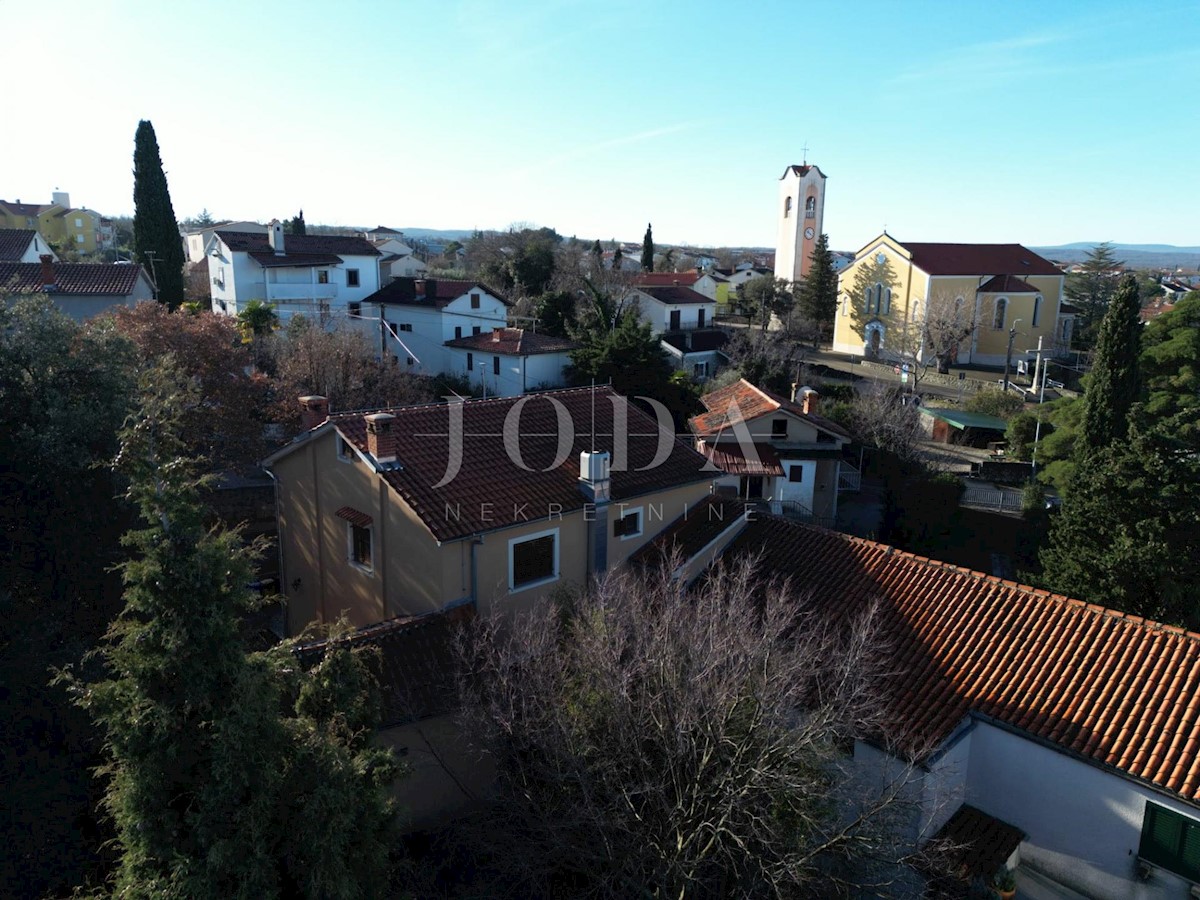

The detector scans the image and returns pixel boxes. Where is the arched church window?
[805,196,816,219]
[911,299,920,321]
[883,288,892,315]
[993,297,1008,330]
[784,196,792,218]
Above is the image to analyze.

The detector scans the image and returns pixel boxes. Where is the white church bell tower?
[774,162,827,285]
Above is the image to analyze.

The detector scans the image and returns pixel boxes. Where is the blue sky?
[3,0,1197,251]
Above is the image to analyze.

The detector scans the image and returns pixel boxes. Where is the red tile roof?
[445,327,578,355]
[0,262,147,295]
[896,241,1061,277]
[634,284,712,306]
[690,379,851,441]
[701,441,783,476]
[0,228,38,260]
[719,515,1200,801]
[325,386,715,542]
[215,230,380,257]
[634,272,701,287]
[977,274,1041,294]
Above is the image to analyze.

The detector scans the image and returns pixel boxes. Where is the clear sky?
[3,0,1197,251]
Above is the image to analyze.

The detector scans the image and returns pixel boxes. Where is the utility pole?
[1030,335,1044,399]
[1030,357,1051,480]
[1002,319,1022,393]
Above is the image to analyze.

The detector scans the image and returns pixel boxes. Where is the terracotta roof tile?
[0,261,147,295]
[326,386,715,542]
[689,378,851,441]
[0,228,38,260]
[717,514,1200,801]
[895,241,1061,277]
[445,327,578,355]
[700,440,783,476]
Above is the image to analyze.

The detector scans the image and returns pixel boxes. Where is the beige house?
[265,386,717,635]
[689,379,851,523]
[833,234,1069,366]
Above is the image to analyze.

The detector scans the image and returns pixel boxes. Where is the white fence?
[961,486,1024,513]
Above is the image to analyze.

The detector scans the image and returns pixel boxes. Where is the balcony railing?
[266,283,338,302]
[838,462,861,493]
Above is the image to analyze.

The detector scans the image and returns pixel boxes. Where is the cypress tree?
[641,223,654,272]
[796,233,838,329]
[132,120,185,308]
[1079,274,1142,454]
[613,245,624,269]
[286,209,307,235]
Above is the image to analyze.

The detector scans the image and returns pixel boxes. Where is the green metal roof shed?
[920,407,1009,432]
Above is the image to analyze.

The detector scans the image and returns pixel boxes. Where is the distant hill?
[1032,243,1200,271]
[395,227,475,241]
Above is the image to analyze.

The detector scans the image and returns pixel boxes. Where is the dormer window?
[771,418,788,440]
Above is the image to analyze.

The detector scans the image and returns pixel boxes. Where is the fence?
[960,486,1024,514]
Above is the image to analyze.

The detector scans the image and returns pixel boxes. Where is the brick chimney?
[298,395,329,430]
[800,388,820,416]
[420,278,438,301]
[365,412,397,463]
[39,254,55,290]
[492,327,505,342]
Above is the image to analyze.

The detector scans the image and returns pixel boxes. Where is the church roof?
[781,164,826,179]
[897,242,1061,277]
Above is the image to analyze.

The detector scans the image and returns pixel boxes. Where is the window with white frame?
[613,506,643,539]
[509,529,559,591]
[74,217,83,227]
[348,523,373,572]
[993,297,1008,330]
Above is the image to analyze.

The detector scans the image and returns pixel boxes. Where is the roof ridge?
[328,384,616,419]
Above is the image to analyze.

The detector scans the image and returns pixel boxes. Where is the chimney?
[268,219,285,255]
[579,450,611,503]
[39,254,55,290]
[800,387,821,416]
[52,191,70,209]
[298,395,329,430]
[422,277,438,301]
[492,327,504,342]
[365,412,397,463]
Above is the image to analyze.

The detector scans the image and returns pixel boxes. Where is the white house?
[628,284,716,335]
[641,507,1200,900]
[207,221,381,321]
[184,220,266,263]
[444,327,579,397]
[0,228,58,263]
[359,277,509,375]
[0,255,154,321]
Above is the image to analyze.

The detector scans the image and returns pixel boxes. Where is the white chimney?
[52,191,70,209]
[579,450,611,502]
[268,219,285,255]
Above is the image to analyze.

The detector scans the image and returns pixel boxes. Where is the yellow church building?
[832,233,1070,368]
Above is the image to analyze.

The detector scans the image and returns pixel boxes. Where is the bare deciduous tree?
[850,382,927,466]
[454,558,932,898]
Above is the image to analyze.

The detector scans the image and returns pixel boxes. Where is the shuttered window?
[1139,802,1200,882]
[511,532,557,589]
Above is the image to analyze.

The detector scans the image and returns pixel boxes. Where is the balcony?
[266,283,338,302]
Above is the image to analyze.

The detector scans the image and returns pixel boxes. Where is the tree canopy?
[1064,242,1124,345]
[132,120,186,308]
[795,233,837,331]
[738,276,795,332]
[1078,274,1142,454]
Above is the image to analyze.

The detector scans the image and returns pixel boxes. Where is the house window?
[669,310,681,330]
[771,418,788,439]
[318,270,330,284]
[75,234,84,243]
[466,352,473,370]
[805,195,816,218]
[398,323,413,332]
[346,269,360,287]
[1032,295,1042,327]
[348,301,361,317]
[473,326,481,336]
[337,436,357,463]
[784,196,792,218]
[406,356,414,366]
[1139,802,1200,882]
[470,292,481,309]
[613,507,643,540]
[74,217,83,227]
[509,529,559,591]
[697,308,706,328]
[493,355,501,375]
[993,297,1008,330]
[455,326,462,339]
[349,523,373,572]
[788,465,804,483]
[693,362,709,379]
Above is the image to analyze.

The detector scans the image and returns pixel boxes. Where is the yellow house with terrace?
[832,233,1068,368]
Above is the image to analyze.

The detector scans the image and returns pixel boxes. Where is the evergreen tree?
[1065,242,1123,344]
[795,233,837,331]
[612,245,624,269]
[286,209,307,235]
[590,239,603,270]
[64,363,398,897]
[132,120,185,308]
[1079,274,1142,454]
[640,223,654,272]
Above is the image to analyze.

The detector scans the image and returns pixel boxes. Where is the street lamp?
[1002,319,1023,393]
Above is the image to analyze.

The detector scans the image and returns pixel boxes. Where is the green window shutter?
[1181,821,1200,879]
[1140,802,1200,881]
